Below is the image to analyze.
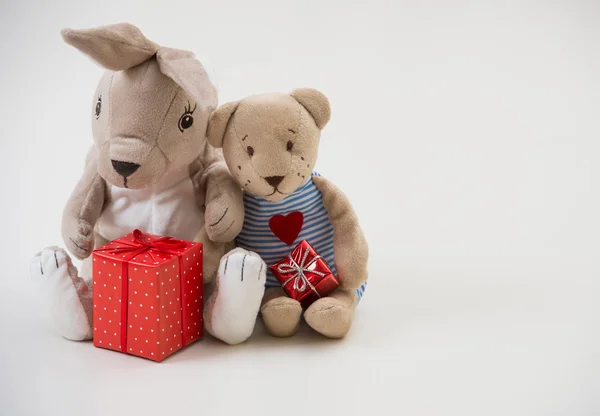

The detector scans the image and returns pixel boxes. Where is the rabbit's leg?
[30,247,93,341]
[204,248,266,345]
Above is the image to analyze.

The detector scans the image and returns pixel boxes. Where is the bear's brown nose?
[265,176,284,187]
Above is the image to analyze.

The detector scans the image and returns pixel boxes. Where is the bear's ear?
[156,47,217,113]
[290,88,331,130]
[206,101,240,148]
[61,23,159,71]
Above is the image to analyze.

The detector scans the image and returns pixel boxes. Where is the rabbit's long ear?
[156,47,218,113]
[61,23,159,71]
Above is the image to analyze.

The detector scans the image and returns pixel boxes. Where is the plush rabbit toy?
[30,23,253,342]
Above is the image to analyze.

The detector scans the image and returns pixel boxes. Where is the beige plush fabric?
[260,287,303,337]
[312,175,369,291]
[156,48,217,112]
[48,23,244,342]
[91,57,216,189]
[61,146,107,260]
[190,144,245,244]
[61,23,159,71]
[206,101,239,148]
[206,88,368,339]
[207,91,324,203]
[290,88,331,129]
[61,22,238,251]
[304,289,357,338]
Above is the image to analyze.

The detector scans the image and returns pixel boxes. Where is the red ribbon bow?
[97,229,187,262]
[95,229,188,353]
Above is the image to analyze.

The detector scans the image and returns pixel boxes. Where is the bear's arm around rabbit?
[61,142,242,276]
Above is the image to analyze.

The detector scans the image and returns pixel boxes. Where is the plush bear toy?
[202,88,368,344]
[29,23,247,342]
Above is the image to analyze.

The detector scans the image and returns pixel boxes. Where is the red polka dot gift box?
[92,229,203,362]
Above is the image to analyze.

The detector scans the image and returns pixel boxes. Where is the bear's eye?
[95,96,102,119]
[178,101,196,133]
[286,141,294,152]
[247,146,254,156]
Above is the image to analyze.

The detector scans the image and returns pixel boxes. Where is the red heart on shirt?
[269,211,304,245]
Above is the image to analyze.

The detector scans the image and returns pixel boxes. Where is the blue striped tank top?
[236,172,367,302]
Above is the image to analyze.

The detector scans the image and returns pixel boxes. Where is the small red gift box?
[269,240,340,306]
[92,229,203,362]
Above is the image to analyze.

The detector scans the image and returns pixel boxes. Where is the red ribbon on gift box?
[94,229,187,353]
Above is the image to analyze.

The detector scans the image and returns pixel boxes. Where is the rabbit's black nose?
[265,176,284,187]
[111,160,140,177]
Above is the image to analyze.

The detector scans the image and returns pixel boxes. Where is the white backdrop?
[0,1,598,415]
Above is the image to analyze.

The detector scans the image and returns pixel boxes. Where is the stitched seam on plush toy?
[155,87,181,164]
[154,144,170,166]
[108,72,115,141]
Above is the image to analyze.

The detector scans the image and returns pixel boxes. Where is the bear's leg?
[30,247,93,341]
[304,288,358,338]
[260,288,303,337]
[203,248,266,345]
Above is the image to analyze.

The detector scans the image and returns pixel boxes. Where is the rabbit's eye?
[178,101,196,133]
[179,114,193,131]
[95,96,101,119]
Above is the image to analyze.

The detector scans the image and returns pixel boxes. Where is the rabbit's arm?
[312,174,369,291]
[62,146,107,260]
[191,146,244,243]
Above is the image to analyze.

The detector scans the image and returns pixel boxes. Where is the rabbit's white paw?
[30,247,93,341]
[207,248,267,345]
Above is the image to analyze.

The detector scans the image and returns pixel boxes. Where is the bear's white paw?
[30,247,93,341]
[209,248,267,345]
